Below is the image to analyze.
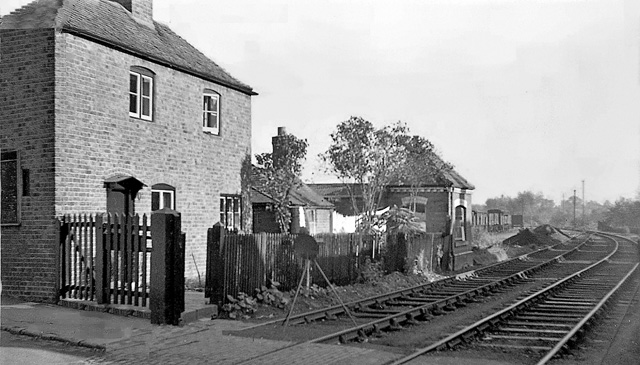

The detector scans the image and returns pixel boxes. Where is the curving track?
[390,231,639,365]
[233,230,639,365]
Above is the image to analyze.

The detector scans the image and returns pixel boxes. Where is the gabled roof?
[0,0,256,95]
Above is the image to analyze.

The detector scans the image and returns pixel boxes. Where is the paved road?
[0,331,102,365]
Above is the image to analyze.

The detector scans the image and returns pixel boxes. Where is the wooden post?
[55,217,67,302]
[150,208,184,325]
[95,214,108,304]
[205,223,225,306]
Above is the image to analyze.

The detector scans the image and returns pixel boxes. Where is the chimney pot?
[277,127,286,136]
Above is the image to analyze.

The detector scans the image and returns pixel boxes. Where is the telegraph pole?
[573,189,576,228]
[582,180,585,228]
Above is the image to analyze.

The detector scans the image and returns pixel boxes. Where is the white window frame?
[129,71,153,121]
[151,189,174,210]
[203,92,220,135]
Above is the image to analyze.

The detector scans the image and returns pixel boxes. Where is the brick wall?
[53,32,252,280]
[0,29,58,302]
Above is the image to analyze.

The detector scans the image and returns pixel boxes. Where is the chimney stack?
[272,127,288,168]
[110,0,154,29]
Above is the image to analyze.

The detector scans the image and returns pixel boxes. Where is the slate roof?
[251,184,334,209]
[0,0,256,95]
[308,166,475,199]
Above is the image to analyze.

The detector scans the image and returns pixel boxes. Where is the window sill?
[202,129,220,136]
[129,115,154,122]
[1,222,21,227]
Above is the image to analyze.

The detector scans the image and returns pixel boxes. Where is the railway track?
[390,232,639,365]
[260,231,587,330]
[233,230,635,364]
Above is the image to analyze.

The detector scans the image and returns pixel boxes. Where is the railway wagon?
[472,210,487,229]
[501,212,511,231]
[512,214,524,228]
[487,209,512,232]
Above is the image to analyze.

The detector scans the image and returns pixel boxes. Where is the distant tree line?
[478,191,638,233]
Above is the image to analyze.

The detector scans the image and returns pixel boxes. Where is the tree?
[320,117,408,233]
[396,135,453,212]
[253,132,308,233]
[602,198,640,232]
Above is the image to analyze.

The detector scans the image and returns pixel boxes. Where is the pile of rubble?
[505,224,570,247]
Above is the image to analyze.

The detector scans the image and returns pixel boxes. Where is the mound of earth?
[533,224,570,242]
[505,225,568,247]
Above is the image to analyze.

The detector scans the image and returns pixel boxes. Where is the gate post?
[150,209,185,325]
[205,223,225,306]
[95,214,108,304]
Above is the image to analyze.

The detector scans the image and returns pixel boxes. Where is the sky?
[2,0,640,205]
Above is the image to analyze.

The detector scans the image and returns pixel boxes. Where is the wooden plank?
[141,214,148,307]
[89,214,95,301]
[95,214,105,304]
[126,214,133,305]
[222,234,229,302]
[60,216,67,299]
[119,214,126,304]
[133,215,140,306]
[71,215,77,299]
[111,214,119,304]
[78,214,86,300]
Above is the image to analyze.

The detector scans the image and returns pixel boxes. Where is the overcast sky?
[3,0,639,205]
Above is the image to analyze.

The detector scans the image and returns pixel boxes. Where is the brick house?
[251,128,334,234]
[309,169,475,270]
[0,0,255,301]
[252,184,334,234]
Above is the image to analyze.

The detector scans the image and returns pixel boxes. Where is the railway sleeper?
[405,313,419,326]
[388,318,403,331]
[371,324,383,337]
[486,334,561,342]
[498,327,568,335]
[443,302,457,312]
[352,312,396,319]
[356,329,368,343]
[416,308,433,321]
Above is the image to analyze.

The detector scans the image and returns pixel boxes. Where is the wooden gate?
[58,213,152,307]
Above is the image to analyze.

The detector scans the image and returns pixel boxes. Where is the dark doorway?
[104,175,145,215]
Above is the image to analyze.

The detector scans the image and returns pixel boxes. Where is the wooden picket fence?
[58,213,152,307]
[206,227,382,304]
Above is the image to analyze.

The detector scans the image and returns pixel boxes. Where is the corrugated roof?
[0,0,256,95]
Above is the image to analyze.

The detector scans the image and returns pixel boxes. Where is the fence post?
[95,214,108,304]
[205,223,225,306]
[56,217,67,302]
[150,208,184,325]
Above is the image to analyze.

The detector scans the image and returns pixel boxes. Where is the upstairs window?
[151,184,175,211]
[129,67,154,121]
[203,90,220,135]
